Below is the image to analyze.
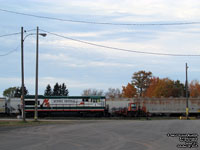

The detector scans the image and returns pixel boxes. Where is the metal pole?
[34,27,39,121]
[21,27,26,122]
[185,63,189,119]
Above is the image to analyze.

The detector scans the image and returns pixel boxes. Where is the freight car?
[24,95,107,117]
[107,97,200,117]
[0,97,21,116]
[0,97,6,116]
[106,99,147,117]
[1,96,200,118]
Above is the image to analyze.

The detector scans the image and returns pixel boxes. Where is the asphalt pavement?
[0,120,199,150]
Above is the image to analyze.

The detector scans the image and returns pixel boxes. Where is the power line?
[1,8,200,26]
[0,32,21,38]
[40,29,200,57]
[0,45,20,56]
[0,29,36,38]
[0,29,36,57]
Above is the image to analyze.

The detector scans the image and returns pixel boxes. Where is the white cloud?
[40,53,136,68]
[1,0,200,96]
[40,30,200,59]
[30,0,200,21]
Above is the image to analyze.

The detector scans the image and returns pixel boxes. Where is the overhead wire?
[1,8,200,26]
[0,29,36,56]
[40,29,200,57]
[0,32,21,38]
[0,45,20,56]
[0,29,36,38]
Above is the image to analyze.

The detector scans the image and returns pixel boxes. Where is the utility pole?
[21,27,26,122]
[34,26,39,121]
[185,63,189,120]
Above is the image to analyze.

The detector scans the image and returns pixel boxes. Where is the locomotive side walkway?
[0,120,199,150]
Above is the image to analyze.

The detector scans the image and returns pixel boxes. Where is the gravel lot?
[0,120,199,150]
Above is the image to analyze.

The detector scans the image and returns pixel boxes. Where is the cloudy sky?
[0,0,200,96]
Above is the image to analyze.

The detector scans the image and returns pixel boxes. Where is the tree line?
[3,83,69,98]
[82,70,200,98]
[3,70,200,98]
[44,83,69,96]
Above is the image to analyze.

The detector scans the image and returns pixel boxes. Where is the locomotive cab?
[127,102,147,117]
[128,103,137,111]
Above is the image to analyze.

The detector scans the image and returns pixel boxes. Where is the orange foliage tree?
[145,78,185,98]
[153,78,174,97]
[189,80,200,97]
[145,77,160,97]
[122,83,137,98]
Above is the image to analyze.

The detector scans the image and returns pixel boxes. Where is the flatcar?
[24,95,107,117]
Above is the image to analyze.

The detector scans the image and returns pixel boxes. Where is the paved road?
[0,120,199,150]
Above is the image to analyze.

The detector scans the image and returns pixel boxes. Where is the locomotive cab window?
[92,99,97,103]
[131,103,136,109]
[25,101,40,105]
[83,98,89,102]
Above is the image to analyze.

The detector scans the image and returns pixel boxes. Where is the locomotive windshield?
[131,103,137,110]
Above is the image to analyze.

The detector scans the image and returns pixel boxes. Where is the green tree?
[171,80,185,97]
[53,83,60,96]
[60,83,69,96]
[3,87,17,98]
[52,83,69,96]
[132,70,152,97]
[14,86,28,98]
[44,84,52,96]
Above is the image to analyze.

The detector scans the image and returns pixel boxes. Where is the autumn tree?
[105,88,121,99]
[82,89,104,96]
[132,70,152,97]
[145,77,160,97]
[122,83,137,98]
[151,78,173,97]
[189,80,200,97]
[145,78,185,98]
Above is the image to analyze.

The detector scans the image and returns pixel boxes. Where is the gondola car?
[24,95,107,117]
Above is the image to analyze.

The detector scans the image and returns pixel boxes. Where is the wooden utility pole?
[34,26,39,121]
[21,27,26,122]
[185,63,189,119]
